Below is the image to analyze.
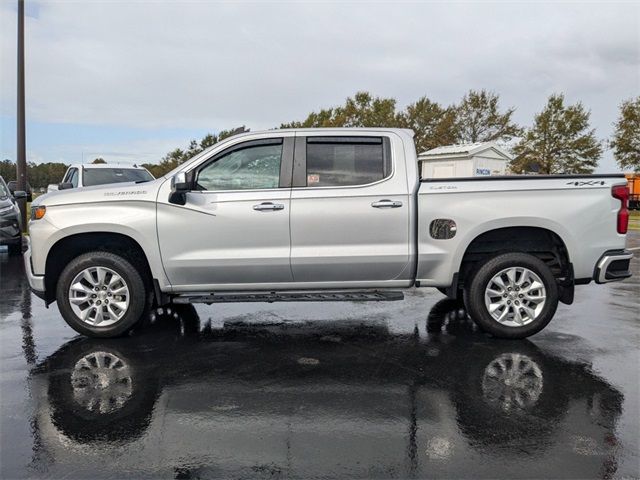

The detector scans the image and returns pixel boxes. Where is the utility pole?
[16,0,28,230]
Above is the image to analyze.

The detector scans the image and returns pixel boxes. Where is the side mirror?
[169,172,191,205]
[172,172,190,191]
[13,190,27,200]
[58,182,74,190]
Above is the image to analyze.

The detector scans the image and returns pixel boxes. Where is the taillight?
[612,185,629,234]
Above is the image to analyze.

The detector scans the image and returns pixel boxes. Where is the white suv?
[47,164,154,193]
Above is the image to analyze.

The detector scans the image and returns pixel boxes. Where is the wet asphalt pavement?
[1,236,639,479]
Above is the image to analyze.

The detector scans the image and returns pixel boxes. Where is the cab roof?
[69,163,149,170]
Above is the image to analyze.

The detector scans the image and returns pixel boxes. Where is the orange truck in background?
[626,173,640,210]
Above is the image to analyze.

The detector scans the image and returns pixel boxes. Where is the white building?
[418,142,512,179]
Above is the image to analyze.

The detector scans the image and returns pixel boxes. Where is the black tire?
[56,251,147,338]
[463,253,559,339]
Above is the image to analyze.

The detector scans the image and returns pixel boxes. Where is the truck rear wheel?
[463,253,559,339]
[56,251,147,338]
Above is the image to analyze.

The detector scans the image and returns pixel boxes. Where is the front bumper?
[0,235,21,247]
[594,250,633,284]
[23,236,46,295]
[0,212,21,244]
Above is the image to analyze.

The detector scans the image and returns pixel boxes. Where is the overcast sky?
[1,0,638,172]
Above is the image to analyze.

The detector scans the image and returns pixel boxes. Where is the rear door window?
[305,137,390,187]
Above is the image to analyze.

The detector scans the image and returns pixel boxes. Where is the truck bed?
[416,174,627,287]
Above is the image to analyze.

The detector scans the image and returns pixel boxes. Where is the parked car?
[46,164,155,193]
[0,175,26,255]
[24,128,633,338]
[7,180,32,202]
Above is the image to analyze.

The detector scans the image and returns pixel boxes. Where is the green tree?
[0,159,14,181]
[610,97,640,172]
[511,94,602,174]
[146,127,249,178]
[335,92,398,127]
[282,90,521,151]
[153,148,186,176]
[140,162,165,179]
[27,162,69,188]
[397,97,458,153]
[0,159,69,188]
[91,157,106,164]
[199,133,218,149]
[281,92,399,128]
[454,89,522,143]
[281,108,336,128]
[218,126,249,142]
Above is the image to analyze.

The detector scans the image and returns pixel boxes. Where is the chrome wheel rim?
[481,353,543,411]
[68,266,130,326]
[71,351,133,414]
[484,266,546,327]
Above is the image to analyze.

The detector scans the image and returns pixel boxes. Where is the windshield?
[83,168,154,187]
[0,180,8,198]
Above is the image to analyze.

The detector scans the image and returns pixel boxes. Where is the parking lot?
[0,233,638,479]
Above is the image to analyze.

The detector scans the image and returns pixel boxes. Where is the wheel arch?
[44,232,157,305]
[454,224,574,304]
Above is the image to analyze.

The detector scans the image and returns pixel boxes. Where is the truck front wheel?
[463,253,559,339]
[56,251,147,338]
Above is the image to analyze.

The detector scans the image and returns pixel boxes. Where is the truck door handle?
[371,199,403,208]
[253,202,285,211]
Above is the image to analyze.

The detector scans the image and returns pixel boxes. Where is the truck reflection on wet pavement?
[1,234,639,479]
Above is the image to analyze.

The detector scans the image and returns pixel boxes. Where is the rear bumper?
[23,236,46,295]
[594,250,633,284]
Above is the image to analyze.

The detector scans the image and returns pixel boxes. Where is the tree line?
[2,91,638,186]
[163,90,638,176]
[280,90,639,175]
[139,127,248,178]
[0,159,68,190]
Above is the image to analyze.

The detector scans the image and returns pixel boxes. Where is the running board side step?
[173,290,405,304]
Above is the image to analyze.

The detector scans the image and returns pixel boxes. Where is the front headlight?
[31,205,46,220]
[0,204,13,214]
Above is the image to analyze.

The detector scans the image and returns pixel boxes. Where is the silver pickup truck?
[24,128,633,339]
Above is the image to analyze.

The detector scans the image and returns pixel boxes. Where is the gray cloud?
[1,0,638,171]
